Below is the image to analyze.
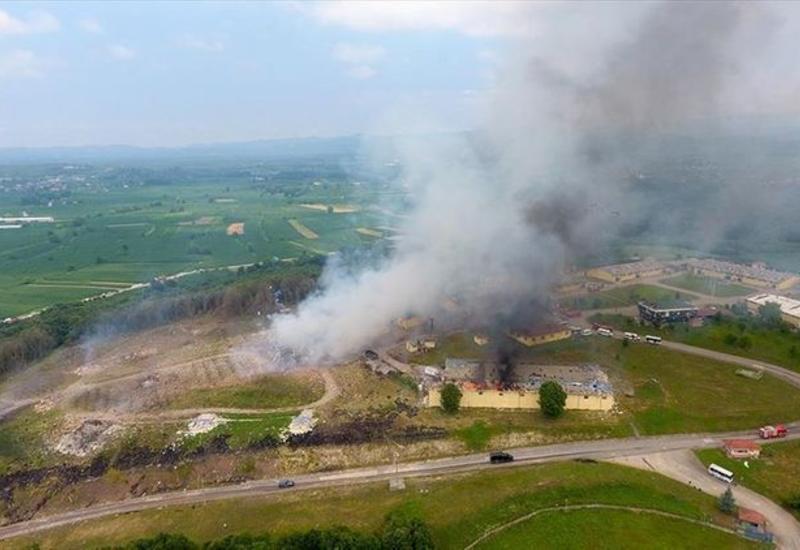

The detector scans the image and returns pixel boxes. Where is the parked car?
[489,451,514,464]
[278,479,296,489]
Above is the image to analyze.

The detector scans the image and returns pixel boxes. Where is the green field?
[166,373,324,410]
[0,168,398,318]
[697,439,800,519]
[588,314,800,374]
[662,273,753,297]
[560,284,698,311]
[474,508,752,549]
[9,461,755,549]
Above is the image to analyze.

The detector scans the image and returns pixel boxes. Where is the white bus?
[645,335,662,345]
[624,331,640,341]
[597,327,613,337]
[708,463,734,483]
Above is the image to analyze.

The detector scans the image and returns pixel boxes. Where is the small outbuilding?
[723,439,761,459]
[738,508,767,531]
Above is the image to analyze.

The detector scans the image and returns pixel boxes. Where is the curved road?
[2,338,800,544]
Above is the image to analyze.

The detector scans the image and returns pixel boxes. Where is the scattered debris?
[54,420,121,457]
[33,398,54,413]
[286,409,317,438]
[183,413,226,437]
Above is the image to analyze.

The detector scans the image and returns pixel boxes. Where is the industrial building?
[746,293,800,328]
[637,300,698,326]
[586,260,668,283]
[425,361,615,411]
[688,258,799,290]
[508,324,572,347]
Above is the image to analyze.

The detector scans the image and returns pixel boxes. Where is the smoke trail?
[267,1,781,363]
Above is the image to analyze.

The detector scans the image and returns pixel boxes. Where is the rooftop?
[747,293,800,317]
[723,439,761,451]
[593,259,666,276]
[638,299,698,312]
[738,507,767,526]
[690,258,796,284]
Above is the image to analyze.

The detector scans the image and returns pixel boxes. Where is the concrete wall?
[425,388,614,411]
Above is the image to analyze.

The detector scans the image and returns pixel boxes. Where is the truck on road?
[759,424,788,439]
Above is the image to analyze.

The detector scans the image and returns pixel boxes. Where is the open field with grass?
[474,507,753,550]
[165,372,324,410]
[697,439,800,519]
[662,273,753,297]
[588,313,800,373]
[559,284,698,311]
[8,461,755,550]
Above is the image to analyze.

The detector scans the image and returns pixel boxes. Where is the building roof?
[723,439,761,451]
[510,324,569,338]
[738,507,767,526]
[638,299,698,312]
[691,258,796,285]
[747,293,800,318]
[592,260,666,276]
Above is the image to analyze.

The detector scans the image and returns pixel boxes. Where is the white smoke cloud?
[267,1,793,364]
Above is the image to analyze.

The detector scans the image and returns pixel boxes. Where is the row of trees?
[0,258,322,378]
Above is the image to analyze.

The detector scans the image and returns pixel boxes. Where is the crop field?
[8,461,754,549]
[0,164,400,318]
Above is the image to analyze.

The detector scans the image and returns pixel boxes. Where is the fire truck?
[758,424,788,439]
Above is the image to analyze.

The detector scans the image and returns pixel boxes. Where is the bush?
[539,381,567,418]
[440,382,462,414]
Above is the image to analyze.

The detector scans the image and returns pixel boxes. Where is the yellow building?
[508,325,571,347]
[586,260,666,283]
[425,386,613,411]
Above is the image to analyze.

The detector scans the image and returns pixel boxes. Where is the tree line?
[0,258,323,379]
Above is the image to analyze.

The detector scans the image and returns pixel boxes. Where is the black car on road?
[489,451,514,464]
[278,479,295,488]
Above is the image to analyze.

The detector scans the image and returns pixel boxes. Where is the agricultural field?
[0,161,401,318]
[559,284,698,311]
[662,273,753,297]
[8,461,756,550]
[696,440,800,519]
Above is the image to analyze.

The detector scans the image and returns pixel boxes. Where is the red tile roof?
[738,507,767,526]
[723,439,761,451]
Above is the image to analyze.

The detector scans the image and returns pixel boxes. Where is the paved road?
[4,335,800,543]
[2,426,799,541]
[617,450,800,549]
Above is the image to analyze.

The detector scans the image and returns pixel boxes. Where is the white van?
[597,327,613,337]
[624,331,640,341]
[645,335,662,345]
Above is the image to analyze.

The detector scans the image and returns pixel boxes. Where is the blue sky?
[0,1,513,147]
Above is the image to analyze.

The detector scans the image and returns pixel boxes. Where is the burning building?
[425,359,614,411]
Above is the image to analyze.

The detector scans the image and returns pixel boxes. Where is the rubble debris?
[54,420,121,457]
[183,413,226,437]
[287,409,317,436]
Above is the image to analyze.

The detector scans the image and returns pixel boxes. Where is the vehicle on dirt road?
[759,424,788,439]
[624,331,640,341]
[708,463,734,483]
[278,479,295,489]
[489,451,514,464]
[645,335,662,345]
